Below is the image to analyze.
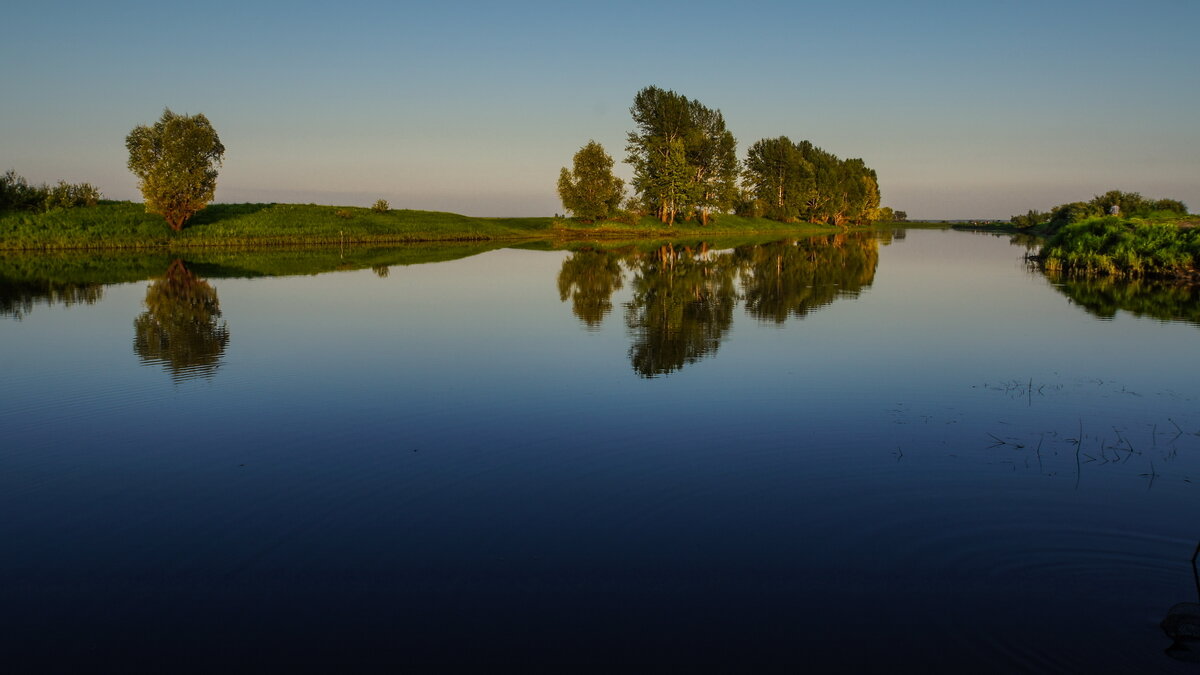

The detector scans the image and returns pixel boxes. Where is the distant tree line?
[0,170,101,213]
[1011,190,1188,229]
[558,86,896,226]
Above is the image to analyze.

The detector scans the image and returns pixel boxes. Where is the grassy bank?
[0,201,842,251]
[1039,216,1199,279]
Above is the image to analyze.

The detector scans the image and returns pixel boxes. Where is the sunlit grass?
[1039,216,1199,278]
[0,201,848,251]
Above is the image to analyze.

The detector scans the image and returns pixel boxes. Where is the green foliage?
[625,86,739,225]
[742,137,880,225]
[334,209,353,219]
[126,109,225,231]
[1015,190,1188,231]
[1,170,102,213]
[44,180,101,210]
[372,199,390,213]
[557,141,625,222]
[1040,216,1199,278]
[894,211,907,222]
[1010,209,1045,229]
[0,200,842,251]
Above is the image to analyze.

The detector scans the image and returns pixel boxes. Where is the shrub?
[372,199,389,213]
[1,171,102,213]
[44,180,101,210]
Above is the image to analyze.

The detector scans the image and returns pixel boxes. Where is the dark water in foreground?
[2,229,1198,671]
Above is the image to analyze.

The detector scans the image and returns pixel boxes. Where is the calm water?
[2,229,1198,671]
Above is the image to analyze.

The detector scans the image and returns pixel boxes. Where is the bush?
[372,199,389,213]
[44,180,101,210]
[1,170,102,213]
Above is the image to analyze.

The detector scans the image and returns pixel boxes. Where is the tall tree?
[625,86,738,225]
[126,109,225,231]
[557,141,625,222]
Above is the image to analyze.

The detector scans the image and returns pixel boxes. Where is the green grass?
[0,201,847,251]
[1039,216,1199,278]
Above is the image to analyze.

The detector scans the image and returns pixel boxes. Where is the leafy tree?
[126,109,225,231]
[557,141,625,222]
[743,137,813,222]
[626,86,738,225]
[894,211,907,222]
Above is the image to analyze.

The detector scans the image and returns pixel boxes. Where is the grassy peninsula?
[957,190,1198,280]
[0,200,840,251]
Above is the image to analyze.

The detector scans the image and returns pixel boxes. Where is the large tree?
[557,141,624,222]
[126,109,225,231]
[625,86,738,225]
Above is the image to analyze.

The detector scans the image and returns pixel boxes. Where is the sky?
[1,0,1197,219]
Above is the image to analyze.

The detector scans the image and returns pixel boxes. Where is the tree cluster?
[741,137,880,225]
[0,170,101,213]
[1011,190,1189,229]
[558,86,892,227]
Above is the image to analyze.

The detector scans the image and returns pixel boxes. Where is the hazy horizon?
[2,0,1197,220]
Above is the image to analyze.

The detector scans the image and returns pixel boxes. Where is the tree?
[126,109,225,231]
[557,141,624,222]
[625,86,738,225]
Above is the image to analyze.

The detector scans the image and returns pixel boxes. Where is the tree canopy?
[742,137,880,225]
[126,109,225,231]
[625,86,738,225]
[557,141,624,222]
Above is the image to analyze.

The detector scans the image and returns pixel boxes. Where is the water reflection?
[626,243,737,378]
[737,233,878,323]
[133,259,229,380]
[558,234,880,377]
[556,247,625,329]
[1046,271,1200,325]
[0,280,104,320]
[1162,543,1200,663]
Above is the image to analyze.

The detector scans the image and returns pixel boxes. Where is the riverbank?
[954,215,1199,280]
[0,201,843,251]
[1038,216,1199,280]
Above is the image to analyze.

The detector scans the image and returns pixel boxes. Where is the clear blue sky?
[2,0,1197,218]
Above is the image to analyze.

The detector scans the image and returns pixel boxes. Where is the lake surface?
[2,229,1198,671]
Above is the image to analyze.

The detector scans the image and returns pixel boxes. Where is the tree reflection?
[557,248,625,329]
[737,233,879,323]
[133,259,229,380]
[625,244,737,378]
[0,281,104,320]
[1045,271,1200,326]
[556,236,882,377]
